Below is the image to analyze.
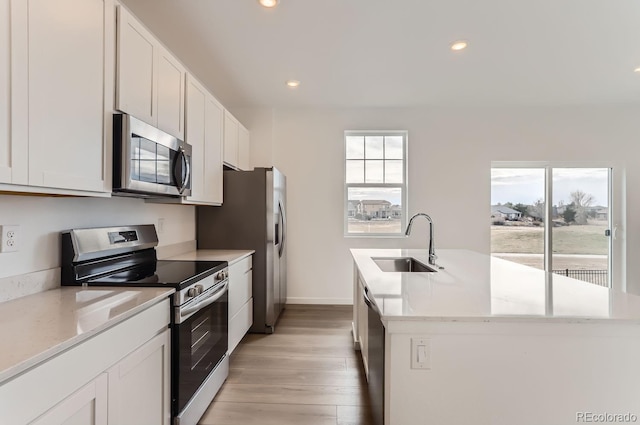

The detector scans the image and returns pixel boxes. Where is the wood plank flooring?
[199,305,373,425]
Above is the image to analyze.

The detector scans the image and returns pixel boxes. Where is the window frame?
[344,130,408,238]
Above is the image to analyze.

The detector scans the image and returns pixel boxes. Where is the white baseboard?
[286,297,352,305]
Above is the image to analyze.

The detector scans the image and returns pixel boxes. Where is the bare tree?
[570,190,594,225]
[528,199,545,222]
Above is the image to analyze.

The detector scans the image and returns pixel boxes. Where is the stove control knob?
[187,288,198,298]
[195,284,204,295]
[216,271,225,281]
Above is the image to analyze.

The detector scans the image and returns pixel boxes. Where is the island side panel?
[387,321,640,425]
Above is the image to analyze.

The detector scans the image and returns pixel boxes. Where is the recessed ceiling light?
[259,0,278,8]
[286,80,300,88]
[450,41,468,51]
[635,67,640,73]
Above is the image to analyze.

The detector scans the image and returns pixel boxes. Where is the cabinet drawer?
[231,255,252,274]
[228,298,252,354]
[228,256,252,317]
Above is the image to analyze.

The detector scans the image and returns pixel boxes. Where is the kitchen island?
[352,249,640,425]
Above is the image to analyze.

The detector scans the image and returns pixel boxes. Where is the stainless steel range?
[61,225,228,425]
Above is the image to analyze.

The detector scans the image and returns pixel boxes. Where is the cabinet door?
[116,5,155,125]
[228,256,253,317]
[223,110,239,168]
[185,75,206,203]
[20,0,112,192]
[107,329,171,425]
[204,95,224,204]
[156,46,185,139]
[357,277,369,378]
[238,124,251,171]
[0,0,19,184]
[31,374,108,425]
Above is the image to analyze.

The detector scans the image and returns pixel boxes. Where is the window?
[490,163,621,289]
[344,131,407,236]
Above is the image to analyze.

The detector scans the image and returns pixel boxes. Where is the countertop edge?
[0,287,175,385]
[351,248,640,325]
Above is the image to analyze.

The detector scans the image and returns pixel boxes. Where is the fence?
[552,269,608,287]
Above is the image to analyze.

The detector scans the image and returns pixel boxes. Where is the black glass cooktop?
[88,260,227,289]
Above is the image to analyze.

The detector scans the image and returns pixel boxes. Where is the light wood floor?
[199,305,372,425]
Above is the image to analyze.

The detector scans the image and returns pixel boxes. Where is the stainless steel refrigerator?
[197,167,286,334]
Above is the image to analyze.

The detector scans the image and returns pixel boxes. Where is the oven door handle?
[178,281,228,324]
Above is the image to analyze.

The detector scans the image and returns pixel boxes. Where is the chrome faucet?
[405,213,437,266]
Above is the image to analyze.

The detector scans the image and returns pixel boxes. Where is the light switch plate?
[0,225,20,253]
[411,337,430,369]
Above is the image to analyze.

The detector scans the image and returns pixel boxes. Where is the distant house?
[360,200,391,219]
[491,205,522,220]
[347,200,359,218]
[389,204,402,218]
[595,208,608,220]
[348,199,396,219]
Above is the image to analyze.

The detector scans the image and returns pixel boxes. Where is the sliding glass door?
[551,168,610,287]
[491,165,612,288]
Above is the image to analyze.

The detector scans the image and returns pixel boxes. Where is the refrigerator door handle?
[278,200,286,258]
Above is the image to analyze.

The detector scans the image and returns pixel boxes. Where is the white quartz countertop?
[167,249,254,265]
[352,249,640,323]
[0,286,174,384]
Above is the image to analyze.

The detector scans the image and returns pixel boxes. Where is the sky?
[491,168,609,207]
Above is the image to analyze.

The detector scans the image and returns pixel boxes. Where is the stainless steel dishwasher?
[364,287,385,425]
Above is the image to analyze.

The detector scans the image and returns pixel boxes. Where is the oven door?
[173,281,228,416]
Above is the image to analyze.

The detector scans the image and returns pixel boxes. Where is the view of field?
[491,221,608,279]
[348,218,402,234]
[491,221,608,255]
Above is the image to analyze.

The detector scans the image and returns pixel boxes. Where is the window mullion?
[544,167,553,273]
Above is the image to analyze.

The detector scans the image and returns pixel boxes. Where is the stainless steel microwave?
[113,114,192,197]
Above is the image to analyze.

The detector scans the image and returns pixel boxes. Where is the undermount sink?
[372,257,437,273]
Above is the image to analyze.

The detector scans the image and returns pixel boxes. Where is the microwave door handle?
[182,151,190,192]
[174,148,190,194]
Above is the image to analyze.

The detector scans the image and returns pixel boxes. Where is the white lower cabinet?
[32,374,108,425]
[108,329,171,425]
[228,255,253,353]
[0,299,170,425]
[355,273,369,378]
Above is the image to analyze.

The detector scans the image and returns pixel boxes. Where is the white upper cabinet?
[185,75,207,203]
[4,0,114,194]
[156,46,185,139]
[238,123,251,171]
[116,6,185,140]
[0,0,18,185]
[116,6,155,125]
[183,74,223,205]
[204,94,224,203]
[223,110,251,171]
[223,110,239,168]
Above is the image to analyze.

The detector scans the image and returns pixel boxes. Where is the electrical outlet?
[157,218,165,234]
[1,225,20,253]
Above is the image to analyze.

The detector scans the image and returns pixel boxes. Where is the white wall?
[0,195,195,279]
[243,106,640,304]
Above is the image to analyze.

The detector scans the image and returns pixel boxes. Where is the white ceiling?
[122,0,640,108]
